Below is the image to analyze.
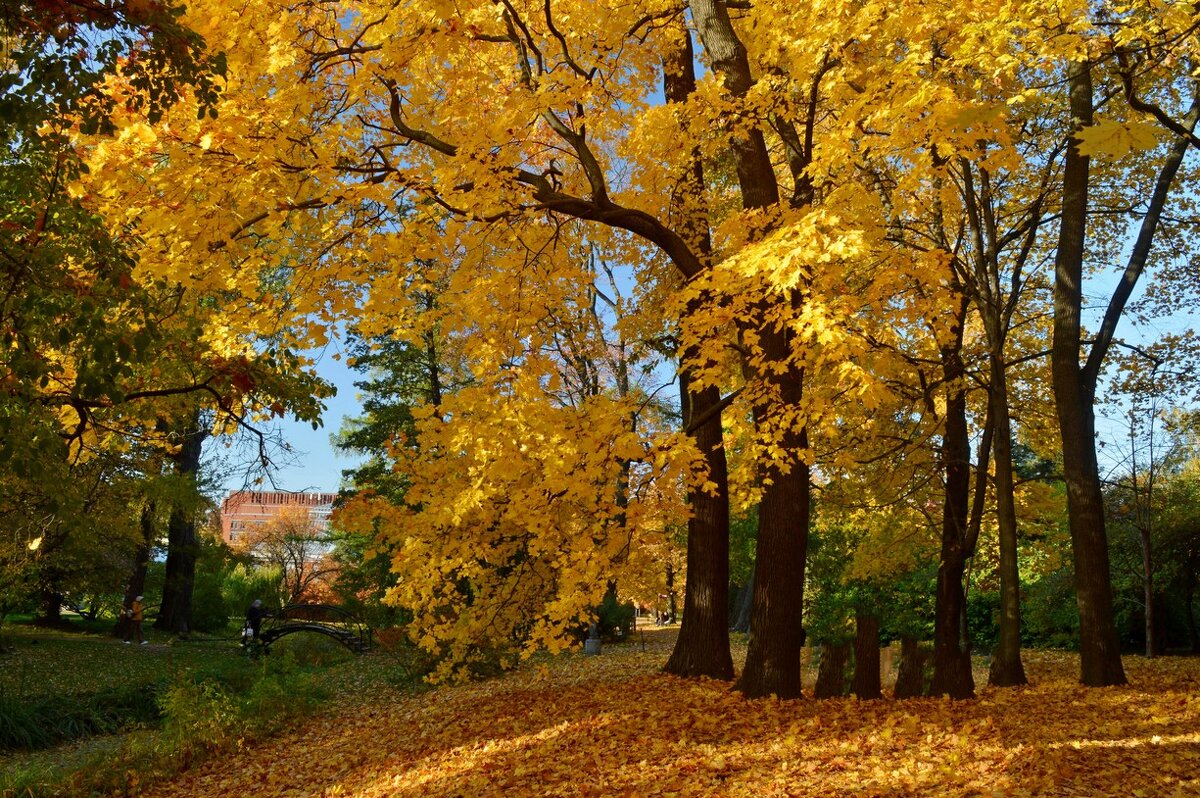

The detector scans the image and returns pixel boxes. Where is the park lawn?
[0,620,430,796]
[0,620,237,702]
[134,629,1200,798]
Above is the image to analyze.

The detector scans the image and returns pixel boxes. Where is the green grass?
[0,620,428,798]
[0,622,236,703]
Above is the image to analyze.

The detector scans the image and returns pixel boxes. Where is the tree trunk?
[1052,61,1127,687]
[894,636,929,699]
[989,358,1028,686]
[957,151,1029,688]
[1140,527,1155,658]
[660,25,733,682]
[852,609,882,700]
[665,377,734,679]
[730,571,754,634]
[1066,78,1195,678]
[688,0,809,700]
[737,346,809,699]
[155,416,206,637]
[118,502,156,638]
[814,641,850,699]
[930,305,976,700]
[38,588,63,625]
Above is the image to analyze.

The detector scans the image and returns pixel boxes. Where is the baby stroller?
[240,621,263,658]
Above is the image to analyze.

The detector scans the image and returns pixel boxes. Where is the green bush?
[158,654,323,759]
[190,570,231,634]
[159,678,242,756]
[597,591,635,641]
[268,633,355,668]
[965,590,1000,654]
[220,564,283,619]
[0,682,163,751]
[1022,567,1080,649]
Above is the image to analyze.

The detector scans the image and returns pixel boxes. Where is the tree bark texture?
[988,358,1028,686]
[155,418,206,636]
[814,641,850,699]
[685,0,811,699]
[1051,61,1127,687]
[930,311,976,700]
[852,610,882,700]
[737,334,809,699]
[665,378,734,679]
[660,26,734,681]
[894,636,930,699]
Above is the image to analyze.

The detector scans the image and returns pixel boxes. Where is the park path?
[142,632,1200,798]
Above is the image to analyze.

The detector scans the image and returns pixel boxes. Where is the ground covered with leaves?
[134,629,1199,798]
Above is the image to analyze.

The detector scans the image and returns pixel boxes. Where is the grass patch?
[0,683,162,751]
[268,632,357,669]
[0,625,428,798]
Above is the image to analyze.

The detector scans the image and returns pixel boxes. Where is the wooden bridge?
[257,604,373,654]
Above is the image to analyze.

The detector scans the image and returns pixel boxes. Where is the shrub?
[0,683,163,751]
[158,678,242,757]
[597,592,636,641]
[190,570,231,633]
[965,590,1000,654]
[221,564,284,619]
[268,633,355,668]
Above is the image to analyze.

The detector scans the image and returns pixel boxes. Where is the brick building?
[219,490,338,545]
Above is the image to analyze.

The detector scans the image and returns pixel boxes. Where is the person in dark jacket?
[245,599,266,638]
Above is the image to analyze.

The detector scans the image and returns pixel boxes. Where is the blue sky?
[270,347,365,493]
[210,338,366,497]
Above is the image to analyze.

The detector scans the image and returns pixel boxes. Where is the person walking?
[245,599,266,638]
[123,595,146,645]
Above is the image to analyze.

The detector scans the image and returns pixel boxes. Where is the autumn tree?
[1048,5,1198,686]
[64,0,1200,698]
[0,0,343,638]
[237,506,336,604]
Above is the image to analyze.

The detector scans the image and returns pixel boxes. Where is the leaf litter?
[140,631,1200,798]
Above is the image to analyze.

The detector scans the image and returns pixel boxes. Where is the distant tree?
[238,507,336,604]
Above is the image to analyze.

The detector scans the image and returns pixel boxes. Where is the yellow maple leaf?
[1075,117,1161,158]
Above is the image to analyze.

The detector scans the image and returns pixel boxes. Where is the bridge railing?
[260,603,373,652]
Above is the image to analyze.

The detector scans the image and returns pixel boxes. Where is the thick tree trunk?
[665,378,734,679]
[814,641,850,699]
[930,307,976,700]
[155,417,206,637]
[737,340,809,699]
[38,588,63,625]
[1068,81,1195,677]
[661,26,733,681]
[157,506,197,636]
[689,0,810,700]
[737,454,809,698]
[852,609,882,700]
[989,361,1028,686]
[894,636,930,698]
[1052,61,1127,687]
